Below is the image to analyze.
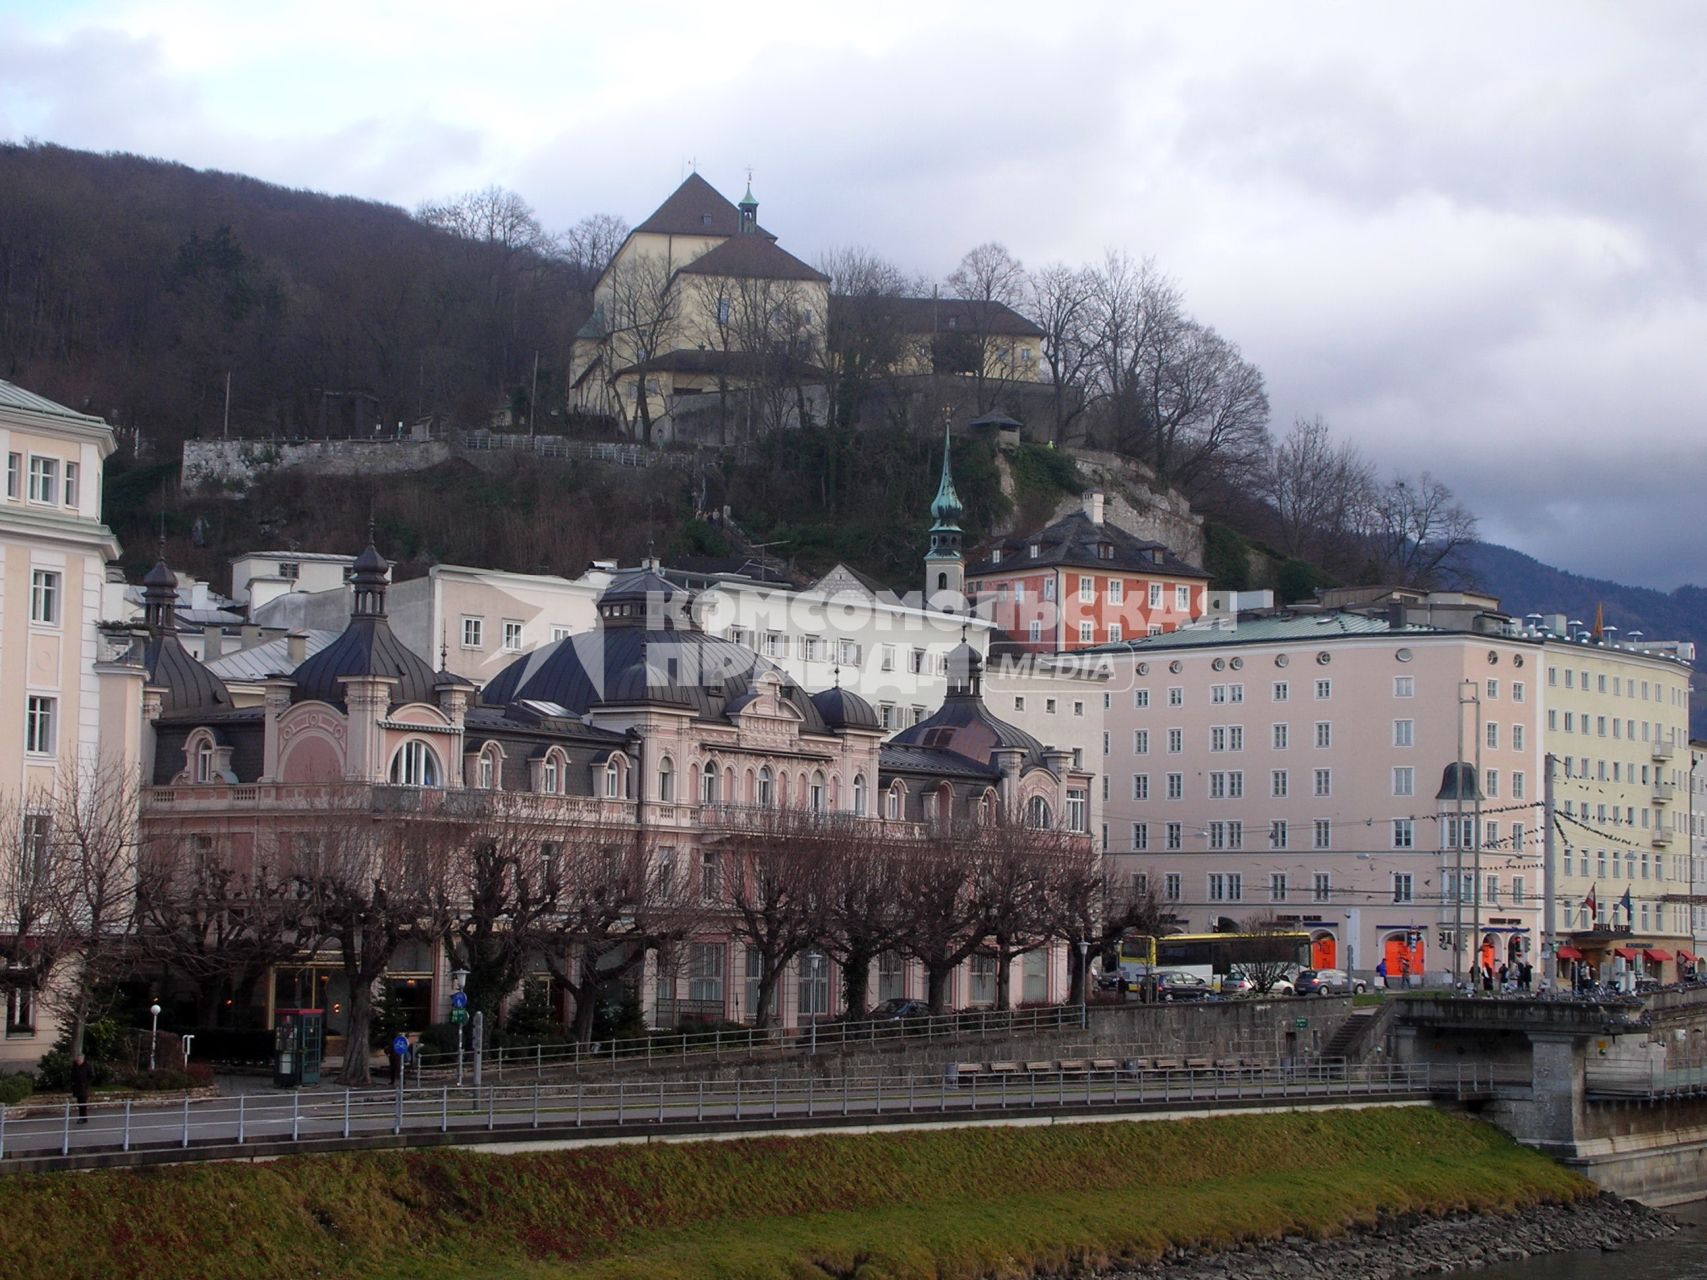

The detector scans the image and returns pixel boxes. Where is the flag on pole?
[1620,887,1634,921]
[1584,886,1598,922]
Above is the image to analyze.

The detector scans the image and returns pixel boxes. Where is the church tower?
[738,179,759,235]
[925,426,966,610]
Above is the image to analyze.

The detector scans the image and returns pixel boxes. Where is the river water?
[1469,1199,1707,1279]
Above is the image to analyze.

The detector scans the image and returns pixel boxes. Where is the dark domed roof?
[289,538,437,710]
[138,555,232,717]
[810,686,880,732]
[290,618,439,709]
[145,634,233,717]
[888,649,1045,770]
[479,628,831,733]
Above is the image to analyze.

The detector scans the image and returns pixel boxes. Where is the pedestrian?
[388,1042,403,1087]
[70,1052,92,1125]
[1399,955,1413,990]
[1520,961,1533,993]
[1482,964,1494,994]
[1376,958,1389,989]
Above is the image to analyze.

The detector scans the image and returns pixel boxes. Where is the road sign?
[450,991,469,1011]
[391,1034,409,1057]
[1294,1018,1309,1029]
[450,1008,468,1024]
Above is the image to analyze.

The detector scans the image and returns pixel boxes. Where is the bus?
[1114,930,1312,991]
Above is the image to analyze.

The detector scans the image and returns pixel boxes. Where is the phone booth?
[273,1008,324,1088]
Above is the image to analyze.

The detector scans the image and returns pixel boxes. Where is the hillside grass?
[1,1108,1587,1280]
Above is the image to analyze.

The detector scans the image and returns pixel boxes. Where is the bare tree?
[1027,261,1099,443]
[558,213,630,285]
[0,786,73,1042]
[38,762,148,1060]
[428,790,560,1027]
[946,242,1028,413]
[816,815,904,1018]
[896,824,991,1015]
[1361,471,1479,588]
[1263,415,1377,571]
[292,795,458,1085]
[1045,850,1164,1005]
[715,808,827,1028]
[530,824,700,1044]
[1233,915,1301,995]
[974,819,1066,1010]
[135,829,310,1026]
[598,252,678,443]
[416,186,547,252]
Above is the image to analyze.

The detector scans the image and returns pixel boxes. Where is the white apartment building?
[0,380,145,1064]
[1540,629,1696,972]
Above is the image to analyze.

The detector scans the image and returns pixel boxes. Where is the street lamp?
[1076,940,1090,1029]
[148,1002,162,1071]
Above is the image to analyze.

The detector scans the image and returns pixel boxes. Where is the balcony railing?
[1653,829,1675,848]
[1654,741,1676,763]
[1653,781,1676,805]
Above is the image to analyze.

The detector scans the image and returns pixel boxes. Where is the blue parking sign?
[392,1033,410,1058]
[450,991,469,1011]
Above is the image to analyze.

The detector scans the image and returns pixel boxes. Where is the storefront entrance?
[1310,932,1337,970]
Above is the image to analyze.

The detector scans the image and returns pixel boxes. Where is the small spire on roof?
[832,663,841,688]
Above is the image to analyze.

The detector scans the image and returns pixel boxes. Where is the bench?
[1056,1058,1091,1074]
[1091,1058,1121,1072]
[987,1060,1022,1076]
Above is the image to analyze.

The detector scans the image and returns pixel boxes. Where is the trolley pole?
[1542,753,1558,990]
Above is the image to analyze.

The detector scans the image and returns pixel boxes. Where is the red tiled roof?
[634,173,774,240]
[675,235,828,284]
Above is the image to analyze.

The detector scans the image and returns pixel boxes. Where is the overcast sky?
[4,1,1704,589]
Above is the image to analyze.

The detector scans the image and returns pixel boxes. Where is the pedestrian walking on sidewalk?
[70,1053,92,1124]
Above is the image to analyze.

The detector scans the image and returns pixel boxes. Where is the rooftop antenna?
[440,626,449,670]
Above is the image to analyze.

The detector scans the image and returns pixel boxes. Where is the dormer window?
[1097,542,1113,560]
[991,548,1002,565]
[1028,544,1039,559]
[279,562,299,580]
[700,213,713,225]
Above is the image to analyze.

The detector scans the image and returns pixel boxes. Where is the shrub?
[0,1072,34,1105]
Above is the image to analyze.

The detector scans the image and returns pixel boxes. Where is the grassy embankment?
[3,1108,1586,1280]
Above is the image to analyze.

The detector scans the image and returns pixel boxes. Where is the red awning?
[1647,949,1673,963]
[1557,946,1584,961]
[1613,947,1640,961]
[1678,949,1696,963]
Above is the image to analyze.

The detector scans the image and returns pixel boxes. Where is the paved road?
[0,1065,1447,1164]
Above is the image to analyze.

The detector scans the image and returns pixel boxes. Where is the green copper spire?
[930,426,963,529]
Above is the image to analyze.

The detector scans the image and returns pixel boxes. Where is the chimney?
[287,631,307,666]
[240,624,262,650]
[202,625,223,661]
[1085,491,1105,525]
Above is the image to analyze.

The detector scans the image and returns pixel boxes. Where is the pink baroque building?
[1097,603,1547,986]
[135,541,1093,1053]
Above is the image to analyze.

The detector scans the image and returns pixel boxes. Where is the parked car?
[1226,968,1294,996]
[1217,972,1254,997]
[867,998,930,1021]
[1294,968,1367,996]
[1148,970,1213,1002]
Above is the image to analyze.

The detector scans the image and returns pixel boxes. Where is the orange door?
[1311,936,1337,970]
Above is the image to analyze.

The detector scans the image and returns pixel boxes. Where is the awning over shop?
[1646,949,1673,963]
[1613,947,1640,961]
[1678,949,1697,963]
[1556,946,1584,961]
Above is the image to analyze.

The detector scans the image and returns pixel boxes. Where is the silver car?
[1295,967,1367,996]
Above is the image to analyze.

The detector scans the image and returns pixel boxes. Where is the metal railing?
[461,433,654,466]
[0,1059,1496,1166]
[412,1004,1087,1077]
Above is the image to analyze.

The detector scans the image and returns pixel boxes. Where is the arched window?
[390,740,441,788]
[193,737,215,784]
[701,761,719,805]
[809,770,826,813]
[978,789,997,825]
[885,782,903,821]
[853,773,868,817]
[758,766,774,808]
[1025,795,1052,830]
[604,756,623,799]
[541,749,563,795]
[477,746,498,790]
[658,756,675,803]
